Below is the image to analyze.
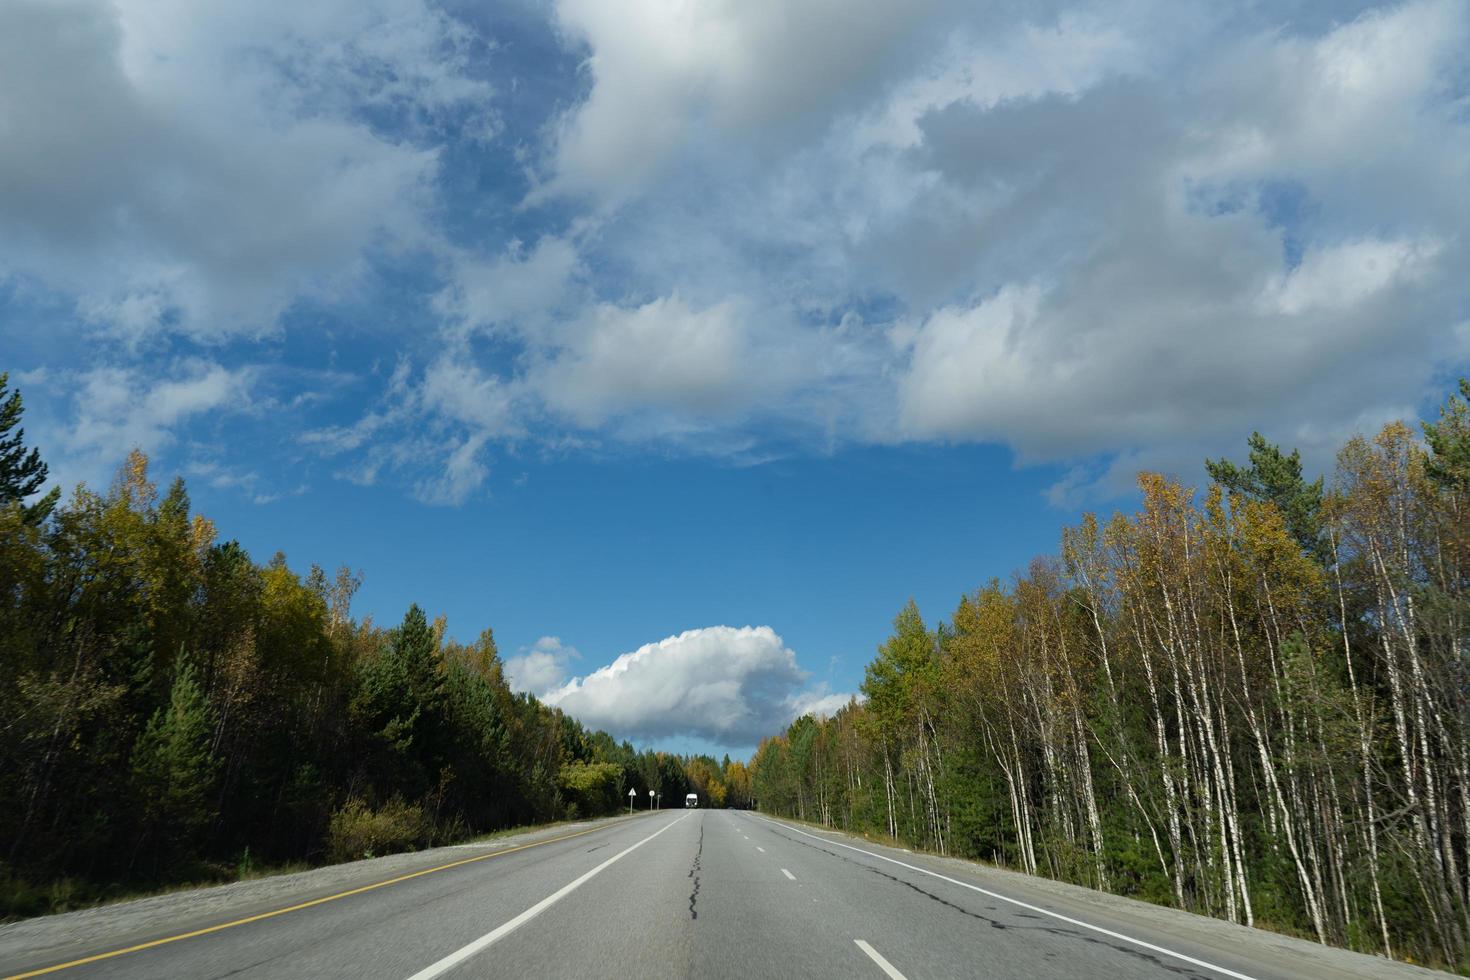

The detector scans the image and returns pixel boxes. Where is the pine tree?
[131,661,220,861]
[1422,377,1470,493]
[353,604,445,799]
[394,604,441,707]
[0,372,60,525]
[1206,432,1324,558]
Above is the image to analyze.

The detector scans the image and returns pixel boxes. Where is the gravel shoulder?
[757,812,1459,980]
[0,811,651,970]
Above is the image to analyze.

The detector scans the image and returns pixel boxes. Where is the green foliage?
[0,435,755,919]
[352,604,445,799]
[558,761,623,817]
[0,372,59,525]
[326,798,430,862]
[861,600,938,734]
[1206,431,1325,558]
[1422,378,1470,493]
[0,869,50,920]
[0,364,776,920]
[752,378,1470,973]
[12,368,1469,976]
[131,661,220,863]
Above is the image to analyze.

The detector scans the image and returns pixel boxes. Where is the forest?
[750,380,1470,972]
[0,373,751,919]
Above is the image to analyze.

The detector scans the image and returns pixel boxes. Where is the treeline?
[751,382,1470,973]
[0,373,749,918]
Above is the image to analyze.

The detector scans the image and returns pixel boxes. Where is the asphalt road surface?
[0,809,1450,980]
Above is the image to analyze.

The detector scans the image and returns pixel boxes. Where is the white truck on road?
[685,793,699,808]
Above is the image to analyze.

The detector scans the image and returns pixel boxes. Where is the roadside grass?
[750,813,1327,941]
[0,858,314,923]
[0,809,650,924]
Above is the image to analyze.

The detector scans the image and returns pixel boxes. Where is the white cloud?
[895,284,1047,442]
[791,690,861,721]
[860,0,1470,500]
[35,360,257,491]
[1260,238,1438,316]
[252,484,310,506]
[14,0,1470,508]
[0,0,486,343]
[542,625,854,748]
[185,459,263,493]
[300,0,1470,506]
[413,431,492,506]
[849,12,1143,153]
[300,359,419,456]
[420,358,521,434]
[504,636,581,697]
[69,363,253,455]
[301,356,523,506]
[533,295,786,427]
[436,237,583,337]
[1203,0,1466,182]
[545,0,945,199]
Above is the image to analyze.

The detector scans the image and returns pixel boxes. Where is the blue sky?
[3,0,1469,755]
[183,441,1069,756]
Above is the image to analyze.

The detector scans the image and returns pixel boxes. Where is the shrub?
[0,868,47,920]
[558,761,622,817]
[326,797,429,863]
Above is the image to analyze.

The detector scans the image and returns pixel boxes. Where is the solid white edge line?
[405,812,691,980]
[854,940,908,980]
[751,814,1260,980]
[781,868,796,880]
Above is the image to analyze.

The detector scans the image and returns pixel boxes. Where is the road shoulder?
[0,811,652,973]
[748,812,1455,980]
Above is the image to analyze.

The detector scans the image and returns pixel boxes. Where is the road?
[0,809,1448,980]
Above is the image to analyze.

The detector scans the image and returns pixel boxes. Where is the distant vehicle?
[685,793,698,808]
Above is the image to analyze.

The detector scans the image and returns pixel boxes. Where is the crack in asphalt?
[766,827,1212,980]
[688,821,704,920]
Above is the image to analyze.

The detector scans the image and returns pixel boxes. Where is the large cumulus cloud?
[541,626,854,749]
[504,636,581,698]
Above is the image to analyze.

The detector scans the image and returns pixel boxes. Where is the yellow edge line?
[4,819,626,979]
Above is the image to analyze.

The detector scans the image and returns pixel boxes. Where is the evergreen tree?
[1206,432,1325,558]
[0,449,750,915]
[353,604,445,799]
[1422,377,1470,493]
[131,662,220,862]
[11,373,1470,973]
[0,372,60,525]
